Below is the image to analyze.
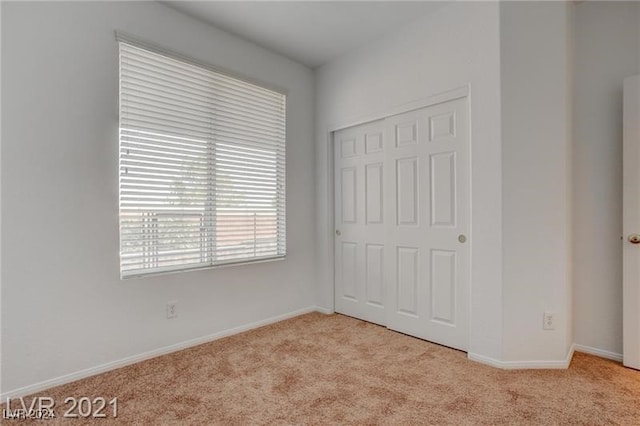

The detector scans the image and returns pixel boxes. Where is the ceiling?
[164,1,448,68]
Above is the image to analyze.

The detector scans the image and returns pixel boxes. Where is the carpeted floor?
[4,312,640,424]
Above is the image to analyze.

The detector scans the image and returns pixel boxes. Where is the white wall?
[573,1,640,356]
[0,1,315,395]
[315,2,504,361]
[500,1,574,362]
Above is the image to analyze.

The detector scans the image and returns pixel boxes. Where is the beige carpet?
[4,312,640,425]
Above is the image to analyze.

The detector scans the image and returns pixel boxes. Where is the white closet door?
[384,98,469,351]
[334,96,469,351]
[334,120,386,326]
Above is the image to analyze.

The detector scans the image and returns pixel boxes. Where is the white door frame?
[325,84,471,326]
[623,75,640,370]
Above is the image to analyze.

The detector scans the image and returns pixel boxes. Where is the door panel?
[365,163,384,224]
[334,96,469,351]
[396,157,419,226]
[365,244,384,306]
[340,242,358,300]
[341,167,357,223]
[396,246,419,316]
[431,249,456,324]
[430,152,456,227]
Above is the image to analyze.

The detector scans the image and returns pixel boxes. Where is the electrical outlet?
[543,312,555,330]
[167,301,178,319]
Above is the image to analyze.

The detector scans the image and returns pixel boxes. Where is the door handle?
[335,230,341,236]
[629,234,640,244]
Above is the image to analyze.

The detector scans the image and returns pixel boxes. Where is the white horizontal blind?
[119,42,286,278]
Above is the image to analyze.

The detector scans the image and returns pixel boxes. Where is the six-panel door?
[334,120,386,326]
[334,96,469,351]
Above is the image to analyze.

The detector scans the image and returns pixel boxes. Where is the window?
[118,40,286,278]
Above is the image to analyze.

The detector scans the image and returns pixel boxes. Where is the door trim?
[623,74,640,370]
[328,85,469,133]
[326,85,472,333]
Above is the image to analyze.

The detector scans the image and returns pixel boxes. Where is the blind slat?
[122,84,285,131]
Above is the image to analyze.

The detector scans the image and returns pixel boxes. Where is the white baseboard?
[6,311,622,400]
[467,352,505,369]
[468,344,576,369]
[574,344,623,362]
[313,305,334,315]
[1,306,324,400]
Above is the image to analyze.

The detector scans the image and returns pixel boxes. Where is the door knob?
[458,234,467,243]
[335,230,341,236]
[629,234,640,244]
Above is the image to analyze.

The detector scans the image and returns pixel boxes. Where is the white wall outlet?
[167,301,178,319]
[543,311,555,330]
